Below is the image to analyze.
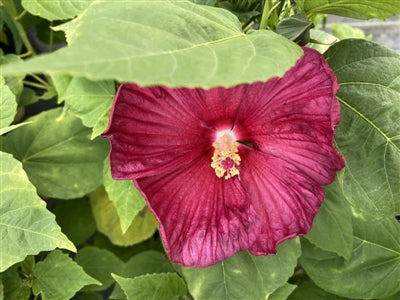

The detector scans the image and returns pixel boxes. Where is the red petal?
[239,148,325,254]
[235,47,344,184]
[135,152,261,267]
[103,83,251,179]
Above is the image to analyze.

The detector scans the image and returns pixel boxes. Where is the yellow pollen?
[211,132,241,180]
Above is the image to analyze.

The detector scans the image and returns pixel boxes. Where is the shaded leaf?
[104,159,146,233]
[32,250,100,300]
[295,0,400,20]
[268,283,297,300]
[21,0,94,21]
[0,76,17,130]
[276,12,313,45]
[113,273,188,300]
[287,282,346,300]
[1,0,302,88]
[0,54,24,100]
[305,177,353,259]
[0,151,75,272]
[1,275,30,300]
[181,238,301,300]
[89,187,157,246]
[53,198,96,246]
[75,247,125,291]
[1,108,109,199]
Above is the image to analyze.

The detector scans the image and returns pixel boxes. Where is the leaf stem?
[15,9,27,21]
[19,51,33,58]
[30,74,50,88]
[260,0,272,30]
[23,80,48,90]
[49,21,54,52]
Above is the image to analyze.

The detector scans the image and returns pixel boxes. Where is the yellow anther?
[211,131,241,179]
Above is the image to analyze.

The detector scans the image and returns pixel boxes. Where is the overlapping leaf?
[0,76,16,130]
[295,0,400,20]
[1,0,302,88]
[1,108,109,199]
[181,238,301,300]
[0,152,75,272]
[21,0,94,21]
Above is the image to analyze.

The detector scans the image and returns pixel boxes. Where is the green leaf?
[276,12,313,45]
[287,282,346,300]
[1,0,302,88]
[62,77,115,138]
[53,198,97,246]
[324,39,400,218]
[0,122,31,136]
[1,108,109,199]
[104,159,146,233]
[75,246,125,291]
[21,0,94,21]
[76,292,104,300]
[0,151,75,272]
[111,250,175,300]
[181,238,301,300]
[189,0,217,5]
[89,187,157,246]
[0,76,17,130]
[0,8,23,54]
[295,0,400,20]
[0,54,24,100]
[1,275,30,300]
[18,87,40,106]
[300,214,400,299]
[307,29,338,54]
[304,177,353,259]
[331,24,371,40]
[112,273,188,300]
[268,283,297,300]
[32,250,101,300]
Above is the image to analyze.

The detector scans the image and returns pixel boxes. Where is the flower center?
[211,130,241,179]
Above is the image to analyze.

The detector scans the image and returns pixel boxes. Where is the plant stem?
[15,9,27,21]
[49,21,54,52]
[19,51,33,58]
[30,74,50,88]
[23,80,48,90]
[260,0,272,30]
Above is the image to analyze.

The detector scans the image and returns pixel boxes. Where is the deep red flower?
[102,47,345,267]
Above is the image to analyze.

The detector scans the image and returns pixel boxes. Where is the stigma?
[211,130,241,179]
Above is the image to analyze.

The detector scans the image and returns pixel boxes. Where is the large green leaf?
[295,0,400,20]
[89,187,157,246]
[181,238,301,300]
[299,39,400,299]
[1,108,109,199]
[21,0,93,21]
[0,151,75,272]
[268,283,297,300]
[288,282,346,300]
[1,0,302,88]
[112,273,188,300]
[304,177,353,259]
[111,250,175,299]
[61,77,115,139]
[301,215,400,299]
[32,250,100,300]
[75,247,125,291]
[104,159,146,234]
[0,76,17,130]
[325,39,400,218]
[53,198,97,246]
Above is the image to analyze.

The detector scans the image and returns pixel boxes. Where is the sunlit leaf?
[0,76,17,130]
[0,151,75,272]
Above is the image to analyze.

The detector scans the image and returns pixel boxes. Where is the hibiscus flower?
[102,47,345,267]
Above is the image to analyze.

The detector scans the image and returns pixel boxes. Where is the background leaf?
[103,159,146,234]
[89,187,157,246]
[181,238,301,300]
[0,76,17,130]
[32,250,100,300]
[53,198,97,246]
[75,247,125,291]
[0,151,75,272]
[1,0,302,88]
[331,24,371,40]
[287,282,346,300]
[268,283,297,300]
[1,108,109,199]
[295,0,400,20]
[113,273,188,300]
[21,0,94,21]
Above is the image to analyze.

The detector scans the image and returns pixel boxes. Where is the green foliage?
[103,159,146,233]
[288,282,346,300]
[0,76,17,130]
[307,29,338,53]
[268,283,297,300]
[331,24,371,40]
[89,187,158,246]
[181,238,301,300]
[296,0,400,20]
[1,108,109,199]
[75,247,125,291]
[276,12,313,45]
[53,198,97,245]
[0,151,75,272]
[32,250,100,300]
[0,0,302,88]
[21,0,94,21]
[113,273,188,300]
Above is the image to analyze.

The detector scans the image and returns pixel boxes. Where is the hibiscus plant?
[0,0,399,299]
